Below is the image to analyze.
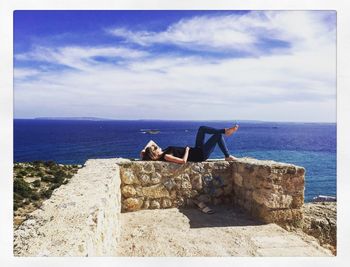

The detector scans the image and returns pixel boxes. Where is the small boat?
[140,129,160,134]
[147,130,160,134]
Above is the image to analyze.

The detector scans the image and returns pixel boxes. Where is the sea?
[14,119,336,202]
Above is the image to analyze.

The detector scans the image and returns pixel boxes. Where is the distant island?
[33,117,115,121]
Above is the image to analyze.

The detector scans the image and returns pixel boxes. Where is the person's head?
[143,145,162,161]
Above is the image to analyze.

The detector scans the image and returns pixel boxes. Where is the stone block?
[139,174,151,186]
[252,190,293,209]
[121,185,136,198]
[169,189,177,199]
[142,184,170,199]
[120,168,139,185]
[261,208,303,225]
[150,200,160,209]
[123,197,143,212]
[142,162,155,173]
[143,199,150,209]
[150,173,161,184]
[291,194,304,208]
[163,179,177,191]
[161,198,172,208]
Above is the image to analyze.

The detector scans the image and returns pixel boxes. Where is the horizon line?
[13,117,337,124]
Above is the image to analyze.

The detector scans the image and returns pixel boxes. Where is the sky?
[13,10,336,122]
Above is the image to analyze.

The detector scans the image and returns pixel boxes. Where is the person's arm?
[164,147,190,164]
[140,140,158,159]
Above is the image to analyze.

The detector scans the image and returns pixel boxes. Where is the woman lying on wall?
[140,124,239,214]
[140,125,239,164]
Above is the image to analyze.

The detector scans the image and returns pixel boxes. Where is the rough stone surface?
[142,184,170,199]
[299,202,337,254]
[14,157,315,257]
[116,206,332,256]
[121,185,136,198]
[118,158,305,226]
[123,197,143,211]
[13,158,122,256]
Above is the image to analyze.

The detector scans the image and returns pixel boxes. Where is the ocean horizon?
[14,119,336,202]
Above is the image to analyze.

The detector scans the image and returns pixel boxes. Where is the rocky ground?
[293,202,336,254]
[116,205,333,256]
[13,161,81,229]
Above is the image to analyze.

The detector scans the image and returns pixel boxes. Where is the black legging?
[194,126,230,160]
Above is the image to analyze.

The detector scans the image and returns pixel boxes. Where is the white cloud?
[15,46,148,71]
[108,11,335,55]
[14,11,336,122]
[14,68,41,79]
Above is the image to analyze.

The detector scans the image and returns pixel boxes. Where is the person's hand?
[185,146,190,152]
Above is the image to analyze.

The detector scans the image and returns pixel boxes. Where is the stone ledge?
[13,159,121,256]
[13,157,305,256]
[117,157,305,226]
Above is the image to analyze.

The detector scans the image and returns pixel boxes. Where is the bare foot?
[225,155,238,161]
[225,125,239,137]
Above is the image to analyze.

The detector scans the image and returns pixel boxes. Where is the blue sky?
[14,10,336,122]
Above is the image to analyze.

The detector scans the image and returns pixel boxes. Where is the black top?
[160,146,204,162]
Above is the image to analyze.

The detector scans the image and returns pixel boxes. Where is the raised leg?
[194,126,225,148]
[202,133,230,160]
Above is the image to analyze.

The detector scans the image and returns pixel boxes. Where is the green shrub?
[33,160,44,166]
[31,192,40,201]
[42,189,53,199]
[34,202,42,208]
[50,184,59,190]
[36,171,45,177]
[45,161,56,168]
[14,179,33,198]
[18,170,27,177]
[42,176,54,182]
[53,170,66,184]
[14,192,24,202]
[32,180,41,187]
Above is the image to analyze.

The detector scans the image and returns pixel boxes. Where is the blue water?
[14,119,336,202]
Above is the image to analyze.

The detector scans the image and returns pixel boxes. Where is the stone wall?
[119,160,234,212]
[118,158,305,226]
[13,157,305,256]
[13,159,121,256]
[232,158,305,226]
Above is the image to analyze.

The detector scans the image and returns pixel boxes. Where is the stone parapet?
[13,157,305,256]
[13,159,121,256]
[119,160,234,211]
[118,157,305,225]
[231,158,305,225]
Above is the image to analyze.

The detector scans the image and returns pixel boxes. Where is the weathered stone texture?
[300,202,336,254]
[14,158,122,256]
[13,157,309,257]
[119,158,305,227]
